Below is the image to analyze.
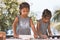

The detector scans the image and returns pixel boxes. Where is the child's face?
[43,17,50,23]
[20,7,29,16]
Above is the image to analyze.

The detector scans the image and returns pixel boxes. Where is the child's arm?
[37,21,48,39]
[48,24,52,36]
[37,22,42,36]
[12,17,18,38]
[30,18,37,35]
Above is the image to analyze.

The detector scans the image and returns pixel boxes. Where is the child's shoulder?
[15,15,21,20]
[28,16,31,19]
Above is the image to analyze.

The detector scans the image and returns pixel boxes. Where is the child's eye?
[45,17,50,20]
[23,10,29,12]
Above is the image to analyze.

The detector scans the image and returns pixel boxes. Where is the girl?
[37,9,52,39]
[13,2,37,38]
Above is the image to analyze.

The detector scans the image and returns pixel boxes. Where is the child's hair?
[19,2,30,15]
[42,9,52,18]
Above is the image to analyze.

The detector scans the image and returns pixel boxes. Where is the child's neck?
[42,19,47,23]
[20,15,28,18]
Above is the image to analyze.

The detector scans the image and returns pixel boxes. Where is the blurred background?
[0,0,60,36]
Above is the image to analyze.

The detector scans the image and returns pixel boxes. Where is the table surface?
[6,39,60,40]
[6,35,60,40]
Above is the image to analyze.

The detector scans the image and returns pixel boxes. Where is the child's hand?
[34,34,38,39]
[0,34,3,37]
[49,33,52,36]
[41,35,48,39]
[14,34,19,38]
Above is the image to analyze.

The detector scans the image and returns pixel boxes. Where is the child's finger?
[34,35,38,38]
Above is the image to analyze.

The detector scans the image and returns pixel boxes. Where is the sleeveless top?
[16,15,31,35]
[37,19,50,35]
